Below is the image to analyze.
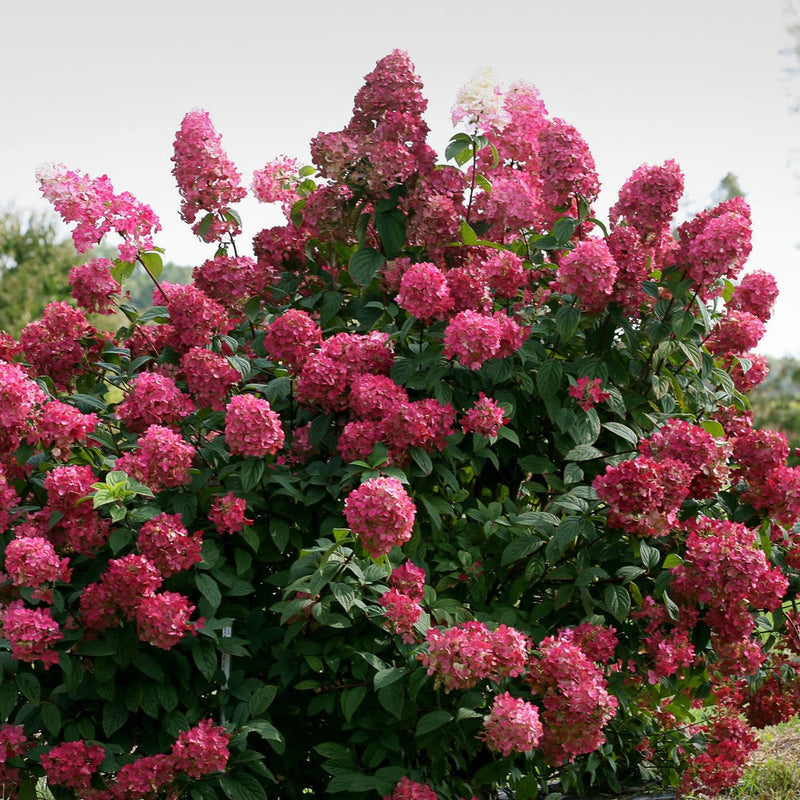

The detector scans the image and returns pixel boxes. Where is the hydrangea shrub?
[0,51,797,799]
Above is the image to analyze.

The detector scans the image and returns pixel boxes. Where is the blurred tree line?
[0,208,190,336]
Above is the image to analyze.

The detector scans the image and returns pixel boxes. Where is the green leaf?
[555,306,581,342]
[552,216,579,245]
[349,247,385,286]
[502,536,543,566]
[340,685,367,722]
[604,585,631,622]
[111,259,136,285]
[375,208,407,259]
[662,553,683,569]
[374,667,406,690]
[602,421,639,446]
[536,360,563,400]
[249,684,278,717]
[415,710,453,737]
[223,772,269,800]
[196,573,222,613]
[409,446,433,475]
[378,682,404,718]
[564,444,603,461]
[639,541,661,569]
[140,250,163,280]
[239,458,265,492]
[701,420,725,439]
[40,702,61,736]
[103,699,129,737]
[460,219,479,246]
[16,673,40,704]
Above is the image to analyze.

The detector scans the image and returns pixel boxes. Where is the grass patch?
[686,717,800,800]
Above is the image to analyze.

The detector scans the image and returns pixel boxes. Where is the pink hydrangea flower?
[192,255,259,309]
[135,591,201,650]
[116,371,195,432]
[443,310,503,370]
[180,347,241,411]
[115,754,175,798]
[460,393,509,437]
[420,620,529,691]
[729,270,779,322]
[538,117,600,211]
[396,263,453,322]
[569,377,610,412]
[136,512,203,577]
[384,777,438,800]
[1,601,62,668]
[69,257,120,314]
[44,464,96,514]
[349,374,409,420]
[115,425,196,492]
[252,156,301,213]
[263,309,323,373]
[705,310,765,356]
[343,476,416,558]
[40,740,105,791]
[389,561,426,602]
[556,238,618,314]
[28,399,98,454]
[36,162,160,260]
[378,588,423,643]
[4,536,72,594]
[19,301,94,390]
[225,394,285,457]
[609,159,684,242]
[481,692,543,756]
[209,492,252,535]
[101,554,163,616]
[170,719,230,778]
[159,282,233,354]
[171,109,247,241]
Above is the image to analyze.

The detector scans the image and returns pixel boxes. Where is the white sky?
[2,0,799,356]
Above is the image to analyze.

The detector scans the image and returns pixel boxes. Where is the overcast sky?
[3,0,799,356]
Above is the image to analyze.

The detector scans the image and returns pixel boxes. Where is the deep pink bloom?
[706,310,765,356]
[44,464,96,514]
[389,561,426,602]
[1,601,62,668]
[460,393,509,437]
[384,777,438,800]
[263,309,323,373]
[209,492,252,535]
[349,374,409,420]
[135,591,201,649]
[193,255,259,309]
[569,377,610,412]
[171,109,246,241]
[159,282,233,353]
[115,754,176,798]
[396,263,453,322]
[180,347,241,411]
[378,588,422,643]
[4,536,72,593]
[225,394,285,457]
[114,425,196,492]
[170,719,230,778]
[19,301,93,389]
[538,117,600,210]
[420,620,529,691]
[729,270,779,322]
[36,162,160,260]
[116,371,195,432]
[609,159,684,242]
[69,257,120,314]
[41,740,105,791]
[28,399,98,454]
[101,554,163,616]
[443,310,503,370]
[343,476,416,558]
[481,692,543,756]
[557,237,618,314]
[136,513,203,577]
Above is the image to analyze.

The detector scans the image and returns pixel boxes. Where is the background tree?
[0,208,76,335]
